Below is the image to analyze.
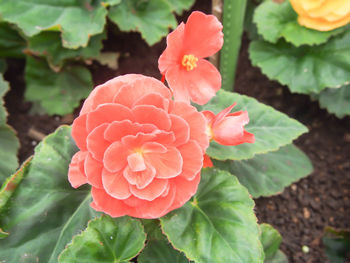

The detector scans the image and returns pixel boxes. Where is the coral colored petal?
[169,114,190,146]
[177,140,203,180]
[127,152,146,172]
[127,186,176,219]
[184,11,223,58]
[143,142,167,153]
[71,114,88,151]
[132,105,171,131]
[113,78,171,108]
[202,110,215,125]
[123,165,156,189]
[86,124,111,161]
[130,179,168,201]
[165,66,191,104]
[213,103,237,125]
[122,132,156,150]
[104,120,156,142]
[101,168,131,199]
[158,22,185,74]
[84,153,103,188]
[91,187,130,217]
[203,154,213,168]
[103,141,128,172]
[146,147,183,179]
[171,102,209,152]
[86,103,133,133]
[68,151,88,188]
[80,74,144,115]
[187,59,221,105]
[152,130,176,146]
[168,172,200,211]
[133,93,170,112]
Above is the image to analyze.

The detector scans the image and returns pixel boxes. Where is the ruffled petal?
[169,114,190,146]
[84,153,103,188]
[129,179,169,201]
[183,11,223,58]
[103,141,128,172]
[86,103,133,133]
[101,168,131,199]
[132,105,172,131]
[86,123,110,161]
[68,151,88,188]
[91,187,131,217]
[71,114,88,151]
[123,165,156,189]
[145,147,183,179]
[127,152,146,172]
[165,66,191,104]
[177,140,203,180]
[133,93,170,112]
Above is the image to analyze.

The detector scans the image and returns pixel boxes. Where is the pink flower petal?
[133,93,170,112]
[165,66,191,104]
[184,11,224,58]
[71,114,88,151]
[203,154,213,168]
[132,105,171,131]
[84,153,103,188]
[121,132,156,150]
[143,142,167,153]
[68,151,88,188]
[178,140,203,180]
[130,179,169,201]
[91,187,130,217]
[103,141,128,172]
[169,114,190,146]
[86,103,133,133]
[123,165,156,189]
[145,147,183,179]
[127,152,146,172]
[86,123,111,161]
[102,168,131,199]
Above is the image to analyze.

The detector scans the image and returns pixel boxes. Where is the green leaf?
[0,22,26,58]
[0,59,7,73]
[101,0,121,7]
[253,0,345,46]
[138,239,191,263]
[25,57,92,115]
[141,219,165,241]
[323,227,350,263]
[59,215,146,263]
[0,125,99,263]
[28,31,106,70]
[0,0,107,49]
[160,168,264,263]
[0,75,19,183]
[0,227,8,239]
[199,90,308,160]
[317,85,350,119]
[260,224,288,263]
[249,31,350,94]
[166,0,195,14]
[214,144,313,198]
[108,0,177,45]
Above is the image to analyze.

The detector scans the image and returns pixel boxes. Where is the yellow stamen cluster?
[181,54,198,71]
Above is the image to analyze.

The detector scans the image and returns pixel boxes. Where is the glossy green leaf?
[323,227,350,263]
[249,31,350,94]
[0,22,26,58]
[138,239,191,263]
[0,0,107,49]
[141,219,165,241]
[254,0,345,46]
[0,75,19,183]
[59,215,146,263]
[214,144,313,198]
[25,57,92,115]
[161,168,264,263]
[199,90,308,160]
[108,0,177,45]
[166,0,195,14]
[28,31,106,70]
[317,85,350,118]
[260,224,288,263]
[0,125,98,263]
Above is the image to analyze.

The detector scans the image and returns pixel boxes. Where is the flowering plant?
[0,10,311,263]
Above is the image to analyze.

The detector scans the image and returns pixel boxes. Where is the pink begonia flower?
[68,74,209,219]
[202,103,255,146]
[158,11,223,105]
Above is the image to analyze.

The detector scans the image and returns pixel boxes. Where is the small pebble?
[302,245,310,253]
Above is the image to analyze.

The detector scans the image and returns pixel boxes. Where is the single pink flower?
[158,11,223,105]
[202,103,255,146]
[68,74,209,219]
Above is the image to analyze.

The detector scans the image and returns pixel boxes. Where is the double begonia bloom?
[202,103,255,146]
[68,74,209,219]
[158,11,223,105]
[290,0,350,31]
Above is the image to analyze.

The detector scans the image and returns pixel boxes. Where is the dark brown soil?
[3,1,350,262]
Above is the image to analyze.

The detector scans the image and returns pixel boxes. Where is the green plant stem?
[220,0,247,91]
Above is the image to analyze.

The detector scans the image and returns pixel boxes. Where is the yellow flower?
[290,0,350,31]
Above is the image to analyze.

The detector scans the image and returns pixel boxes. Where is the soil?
[3,1,350,262]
